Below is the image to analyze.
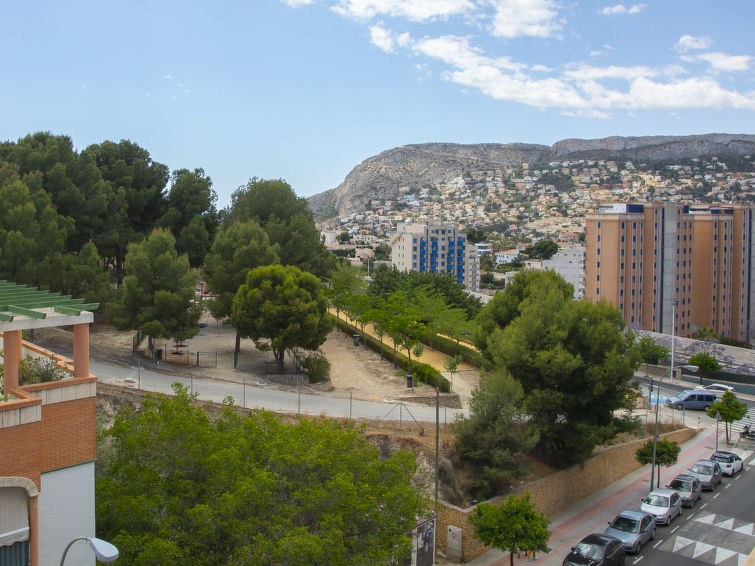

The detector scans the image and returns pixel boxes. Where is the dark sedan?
[563,534,626,566]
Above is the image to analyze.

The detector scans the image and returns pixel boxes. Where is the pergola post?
[73,323,90,379]
[2,330,22,389]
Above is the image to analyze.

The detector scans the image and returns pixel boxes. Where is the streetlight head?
[88,538,119,563]
[681,365,699,373]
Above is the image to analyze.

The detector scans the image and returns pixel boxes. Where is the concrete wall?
[437,427,698,563]
[38,462,95,566]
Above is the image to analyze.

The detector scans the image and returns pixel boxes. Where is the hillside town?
[320,154,755,250]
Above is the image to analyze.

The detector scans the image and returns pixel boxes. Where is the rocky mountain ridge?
[308,133,755,218]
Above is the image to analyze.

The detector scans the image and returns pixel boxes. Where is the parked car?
[563,534,626,566]
[709,451,743,476]
[687,459,723,490]
[665,390,716,411]
[604,510,656,554]
[694,383,734,397]
[640,489,683,525]
[666,474,702,507]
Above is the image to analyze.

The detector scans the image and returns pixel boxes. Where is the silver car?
[667,474,702,507]
[604,510,656,554]
[687,459,723,490]
[640,488,683,525]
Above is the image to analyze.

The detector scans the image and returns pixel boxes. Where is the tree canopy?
[477,269,641,466]
[469,492,550,566]
[107,228,200,352]
[97,384,429,565]
[636,438,681,488]
[453,373,538,500]
[227,178,335,277]
[707,391,748,443]
[231,264,333,370]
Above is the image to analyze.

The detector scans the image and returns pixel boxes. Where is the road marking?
[713,493,720,499]
[701,503,709,509]
[725,483,731,489]
[653,540,664,549]
[671,525,680,533]
[633,556,644,564]
[687,513,695,520]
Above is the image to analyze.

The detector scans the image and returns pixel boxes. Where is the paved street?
[468,429,755,566]
[92,359,468,424]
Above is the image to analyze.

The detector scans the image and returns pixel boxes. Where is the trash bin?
[156,348,163,361]
[406,374,413,388]
[353,334,360,346]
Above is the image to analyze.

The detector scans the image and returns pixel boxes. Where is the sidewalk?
[466,427,734,566]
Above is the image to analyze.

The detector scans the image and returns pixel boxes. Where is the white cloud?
[626,76,755,110]
[405,33,755,113]
[370,22,411,52]
[599,4,646,15]
[333,0,474,21]
[562,63,656,81]
[681,52,752,72]
[162,74,174,80]
[489,0,562,38]
[675,34,712,53]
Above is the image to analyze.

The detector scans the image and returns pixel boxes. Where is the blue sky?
[2,1,753,207]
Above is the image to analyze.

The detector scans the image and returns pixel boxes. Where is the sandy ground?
[35,311,480,409]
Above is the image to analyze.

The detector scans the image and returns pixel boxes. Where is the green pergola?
[0,281,99,323]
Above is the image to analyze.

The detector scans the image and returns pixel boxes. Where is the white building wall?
[39,462,95,566]
[540,243,586,299]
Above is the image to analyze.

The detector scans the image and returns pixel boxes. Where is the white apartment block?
[390,223,479,292]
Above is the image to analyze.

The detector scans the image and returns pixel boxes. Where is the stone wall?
[437,427,699,563]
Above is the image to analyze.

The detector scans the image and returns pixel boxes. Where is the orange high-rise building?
[585,202,755,342]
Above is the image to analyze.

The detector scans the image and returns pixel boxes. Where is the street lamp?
[60,536,119,565]
[649,364,698,490]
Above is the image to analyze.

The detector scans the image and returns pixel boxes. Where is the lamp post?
[650,364,698,490]
[60,536,119,565]
[715,412,721,451]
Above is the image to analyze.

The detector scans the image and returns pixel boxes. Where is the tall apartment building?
[585,202,755,342]
[390,223,479,291]
[1,283,99,566]
[541,243,586,299]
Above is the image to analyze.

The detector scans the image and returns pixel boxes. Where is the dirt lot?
[32,312,478,409]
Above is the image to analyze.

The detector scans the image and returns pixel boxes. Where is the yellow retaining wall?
[437,427,699,562]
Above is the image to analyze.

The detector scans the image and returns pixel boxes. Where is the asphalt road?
[91,359,468,424]
[469,430,755,566]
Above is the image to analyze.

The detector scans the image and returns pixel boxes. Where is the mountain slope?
[308,133,755,218]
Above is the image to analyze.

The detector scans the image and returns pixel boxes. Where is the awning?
[0,488,29,547]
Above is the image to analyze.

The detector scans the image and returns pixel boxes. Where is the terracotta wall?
[437,428,698,562]
[0,395,96,489]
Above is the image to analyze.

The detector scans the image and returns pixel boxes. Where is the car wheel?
[675,403,684,410]
[632,542,640,554]
[651,528,656,541]
[703,405,711,411]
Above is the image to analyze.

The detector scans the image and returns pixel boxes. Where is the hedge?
[420,332,482,368]
[330,315,451,392]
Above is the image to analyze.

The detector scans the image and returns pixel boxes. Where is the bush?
[19,356,66,385]
[300,355,331,383]
[422,333,482,367]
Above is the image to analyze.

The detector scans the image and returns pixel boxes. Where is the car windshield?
[644,494,669,507]
[711,455,731,463]
[669,479,691,492]
[574,542,605,560]
[690,464,712,475]
[610,516,640,533]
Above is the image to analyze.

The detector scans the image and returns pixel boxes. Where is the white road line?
[687,514,695,520]
[653,540,664,549]
[713,493,721,499]
[671,525,680,533]
[633,556,644,564]
[701,503,709,509]
[725,483,731,489]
